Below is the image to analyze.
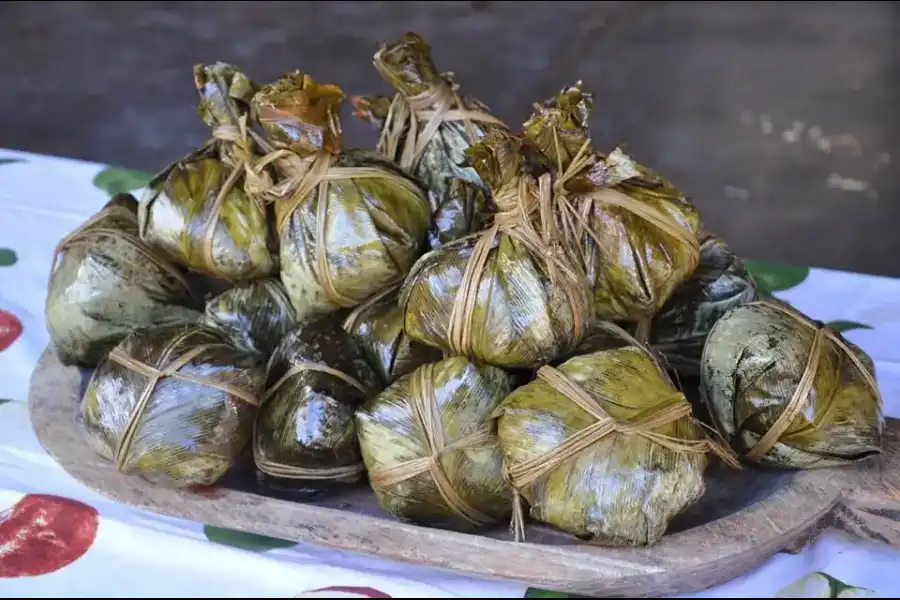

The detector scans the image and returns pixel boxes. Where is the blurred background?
[2,1,899,276]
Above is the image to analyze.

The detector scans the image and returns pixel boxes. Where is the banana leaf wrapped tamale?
[351,32,508,248]
[400,130,593,369]
[253,315,383,497]
[523,82,702,323]
[342,284,444,385]
[199,277,297,358]
[647,232,759,375]
[46,193,202,367]
[78,324,265,487]
[700,300,883,469]
[250,72,432,320]
[356,356,513,531]
[495,321,737,546]
[139,62,276,281]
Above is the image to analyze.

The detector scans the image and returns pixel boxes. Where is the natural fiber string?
[446,171,592,358]
[342,282,401,333]
[108,329,260,472]
[253,360,373,481]
[744,299,882,461]
[366,363,496,526]
[506,363,740,542]
[377,76,506,172]
[50,203,196,302]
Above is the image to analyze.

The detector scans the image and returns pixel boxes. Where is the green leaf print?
[776,571,877,598]
[92,167,154,197]
[524,588,591,598]
[744,260,811,295]
[202,525,296,552]
[825,320,874,333]
[0,158,24,166]
[0,248,16,267]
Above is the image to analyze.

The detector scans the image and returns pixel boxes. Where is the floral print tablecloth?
[1,147,898,598]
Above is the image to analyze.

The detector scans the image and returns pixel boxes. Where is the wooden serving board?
[27,347,900,597]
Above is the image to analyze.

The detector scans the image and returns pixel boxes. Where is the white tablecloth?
[0,147,897,598]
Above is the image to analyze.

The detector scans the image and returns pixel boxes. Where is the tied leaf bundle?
[356,357,513,532]
[648,233,759,375]
[523,83,702,323]
[253,316,383,495]
[139,63,276,282]
[46,193,201,367]
[78,324,264,487]
[352,32,508,248]
[701,300,883,469]
[342,284,444,385]
[401,130,593,369]
[495,322,738,546]
[199,277,297,358]
[251,72,432,320]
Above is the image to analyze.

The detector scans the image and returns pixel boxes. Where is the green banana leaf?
[649,232,760,376]
[495,343,710,546]
[139,63,275,282]
[250,72,432,321]
[79,324,265,487]
[199,277,297,358]
[356,356,513,532]
[46,193,201,367]
[353,32,508,248]
[523,82,701,322]
[254,315,383,498]
[701,300,883,469]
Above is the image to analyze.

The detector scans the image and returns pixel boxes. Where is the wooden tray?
[28,347,900,597]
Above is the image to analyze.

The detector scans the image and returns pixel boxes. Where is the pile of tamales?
[47,31,884,548]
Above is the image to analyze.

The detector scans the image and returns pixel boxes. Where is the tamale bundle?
[341,284,444,385]
[701,300,884,469]
[253,315,383,497]
[523,83,702,323]
[78,324,265,487]
[352,32,508,248]
[356,356,513,532]
[199,277,297,358]
[250,72,432,320]
[139,62,276,282]
[46,193,201,367]
[648,232,759,375]
[401,130,593,369]
[495,322,737,546]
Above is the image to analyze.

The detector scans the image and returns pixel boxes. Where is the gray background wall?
[3,1,898,276]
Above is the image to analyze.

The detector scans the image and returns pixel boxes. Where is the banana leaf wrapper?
[523,83,702,322]
[700,299,883,469]
[250,72,432,320]
[342,284,444,385]
[139,63,276,282]
[495,340,717,546]
[400,130,594,369]
[649,233,759,376]
[46,193,202,367]
[199,277,297,358]
[78,323,265,488]
[253,315,384,497]
[352,32,508,248]
[356,356,513,532]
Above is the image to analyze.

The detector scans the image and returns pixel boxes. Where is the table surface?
[1,147,898,598]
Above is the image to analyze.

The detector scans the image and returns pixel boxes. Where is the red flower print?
[0,310,22,353]
[0,494,100,578]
